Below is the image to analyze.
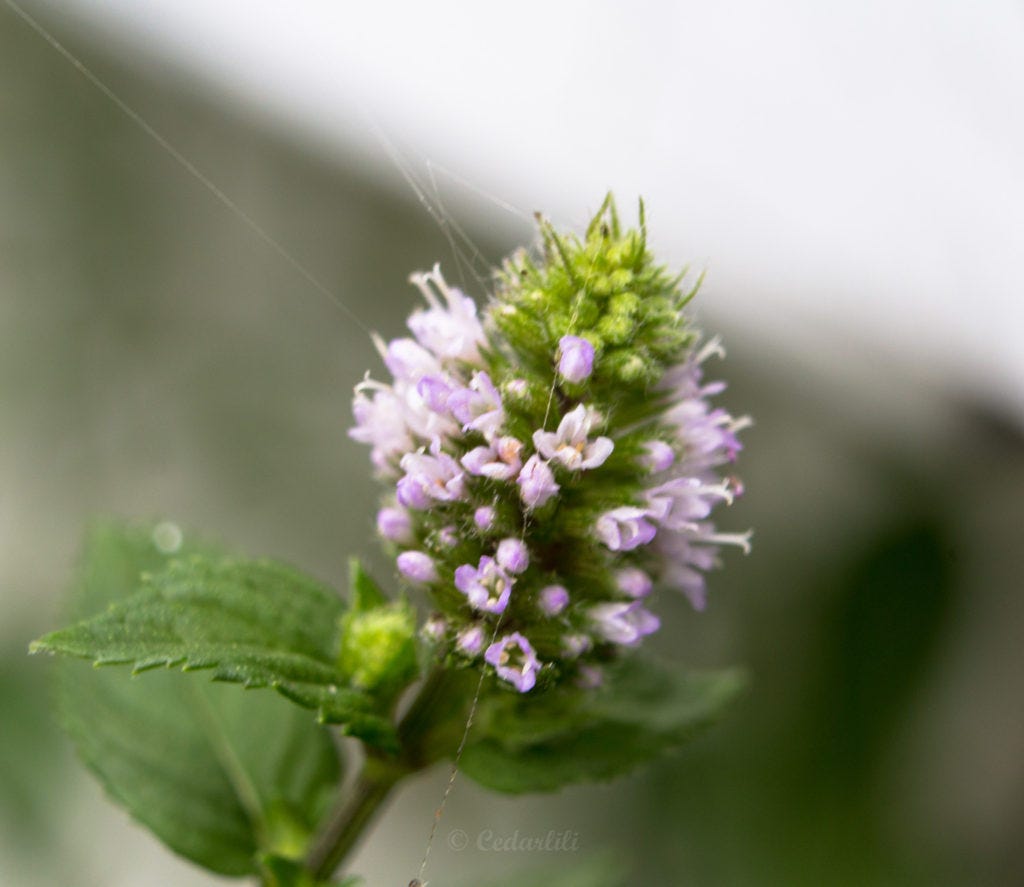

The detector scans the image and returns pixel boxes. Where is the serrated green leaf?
[34,548,396,746]
[460,658,746,794]
[46,524,345,875]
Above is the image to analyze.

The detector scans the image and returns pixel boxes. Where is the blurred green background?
[2,10,1023,887]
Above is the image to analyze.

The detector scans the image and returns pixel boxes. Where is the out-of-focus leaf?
[460,657,745,794]
[42,524,344,876]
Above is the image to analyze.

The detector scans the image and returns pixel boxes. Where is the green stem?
[305,668,467,880]
[306,753,403,881]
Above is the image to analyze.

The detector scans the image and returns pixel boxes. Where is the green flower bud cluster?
[492,195,698,394]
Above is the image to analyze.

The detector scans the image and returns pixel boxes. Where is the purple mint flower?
[562,633,592,658]
[454,556,514,614]
[376,506,414,544]
[461,436,523,480]
[407,264,486,364]
[656,526,752,610]
[576,664,604,689]
[517,454,560,509]
[437,525,458,548]
[380,336,442,383]
[557,335,595,383]
[456,623,486,656]
[496,538,529,574]
[449,371,505,439]
[660,341,750,472]
[421,613,447,642]
[474,506,496,531]
[397,444,466,509]
[594,506,657,551]
[589,601,661,647]
[415,374,455,413]
[397,551,437,584]
[645,477,733,530]
[532,405,614,471]
[615,567,652,598]
[538,584,569,616]
[350,373,460,472]
[485,632,541,692]
[400,382,461,444]
[349,385,415,474]
[642,440,675,472]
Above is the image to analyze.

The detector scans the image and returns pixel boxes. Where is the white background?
[27,0,1024,421]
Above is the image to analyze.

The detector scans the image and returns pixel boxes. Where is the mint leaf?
[460,658,745,794]
[38,524,347,875]
[34,548,396,746]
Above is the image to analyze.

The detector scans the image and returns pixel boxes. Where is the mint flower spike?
[350,195,750,693]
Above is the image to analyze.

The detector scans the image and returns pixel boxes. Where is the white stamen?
[705,530,753,554]
[371,331,389,359]
[696,336,725,364]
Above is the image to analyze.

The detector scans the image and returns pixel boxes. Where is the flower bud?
[337,600,418,697]
[557,335,595,383]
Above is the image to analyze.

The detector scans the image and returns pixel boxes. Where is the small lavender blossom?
[421,613,447,642]
[642,440,675,472]
[517,454,559,509]
[448,371,504,439]
[474,506,496,531]
[496,538,529,574]
[615,567,652,599]
[485,632,541,692]
[396,551,437,584]
[416,374,454,412]
[539,584,570,616]
[562,633,592,658]
[557,335,595,383]
[461,436,523,480]
[397,446,466,509]
[407,264,486,365]
[595,507,658,551]
[456,624,486,656]
[657,528,752,611]
[454,556,514,614]
[349,385,415,474]
[532,405,613,471]
[376,506,414,544]
[437,525,458,548]
[589,601,661,647]
[381,336,442,383]
[645,477,732,529]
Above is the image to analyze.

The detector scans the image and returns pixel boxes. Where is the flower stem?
[306,752,403,881]
[305,668,469,881]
